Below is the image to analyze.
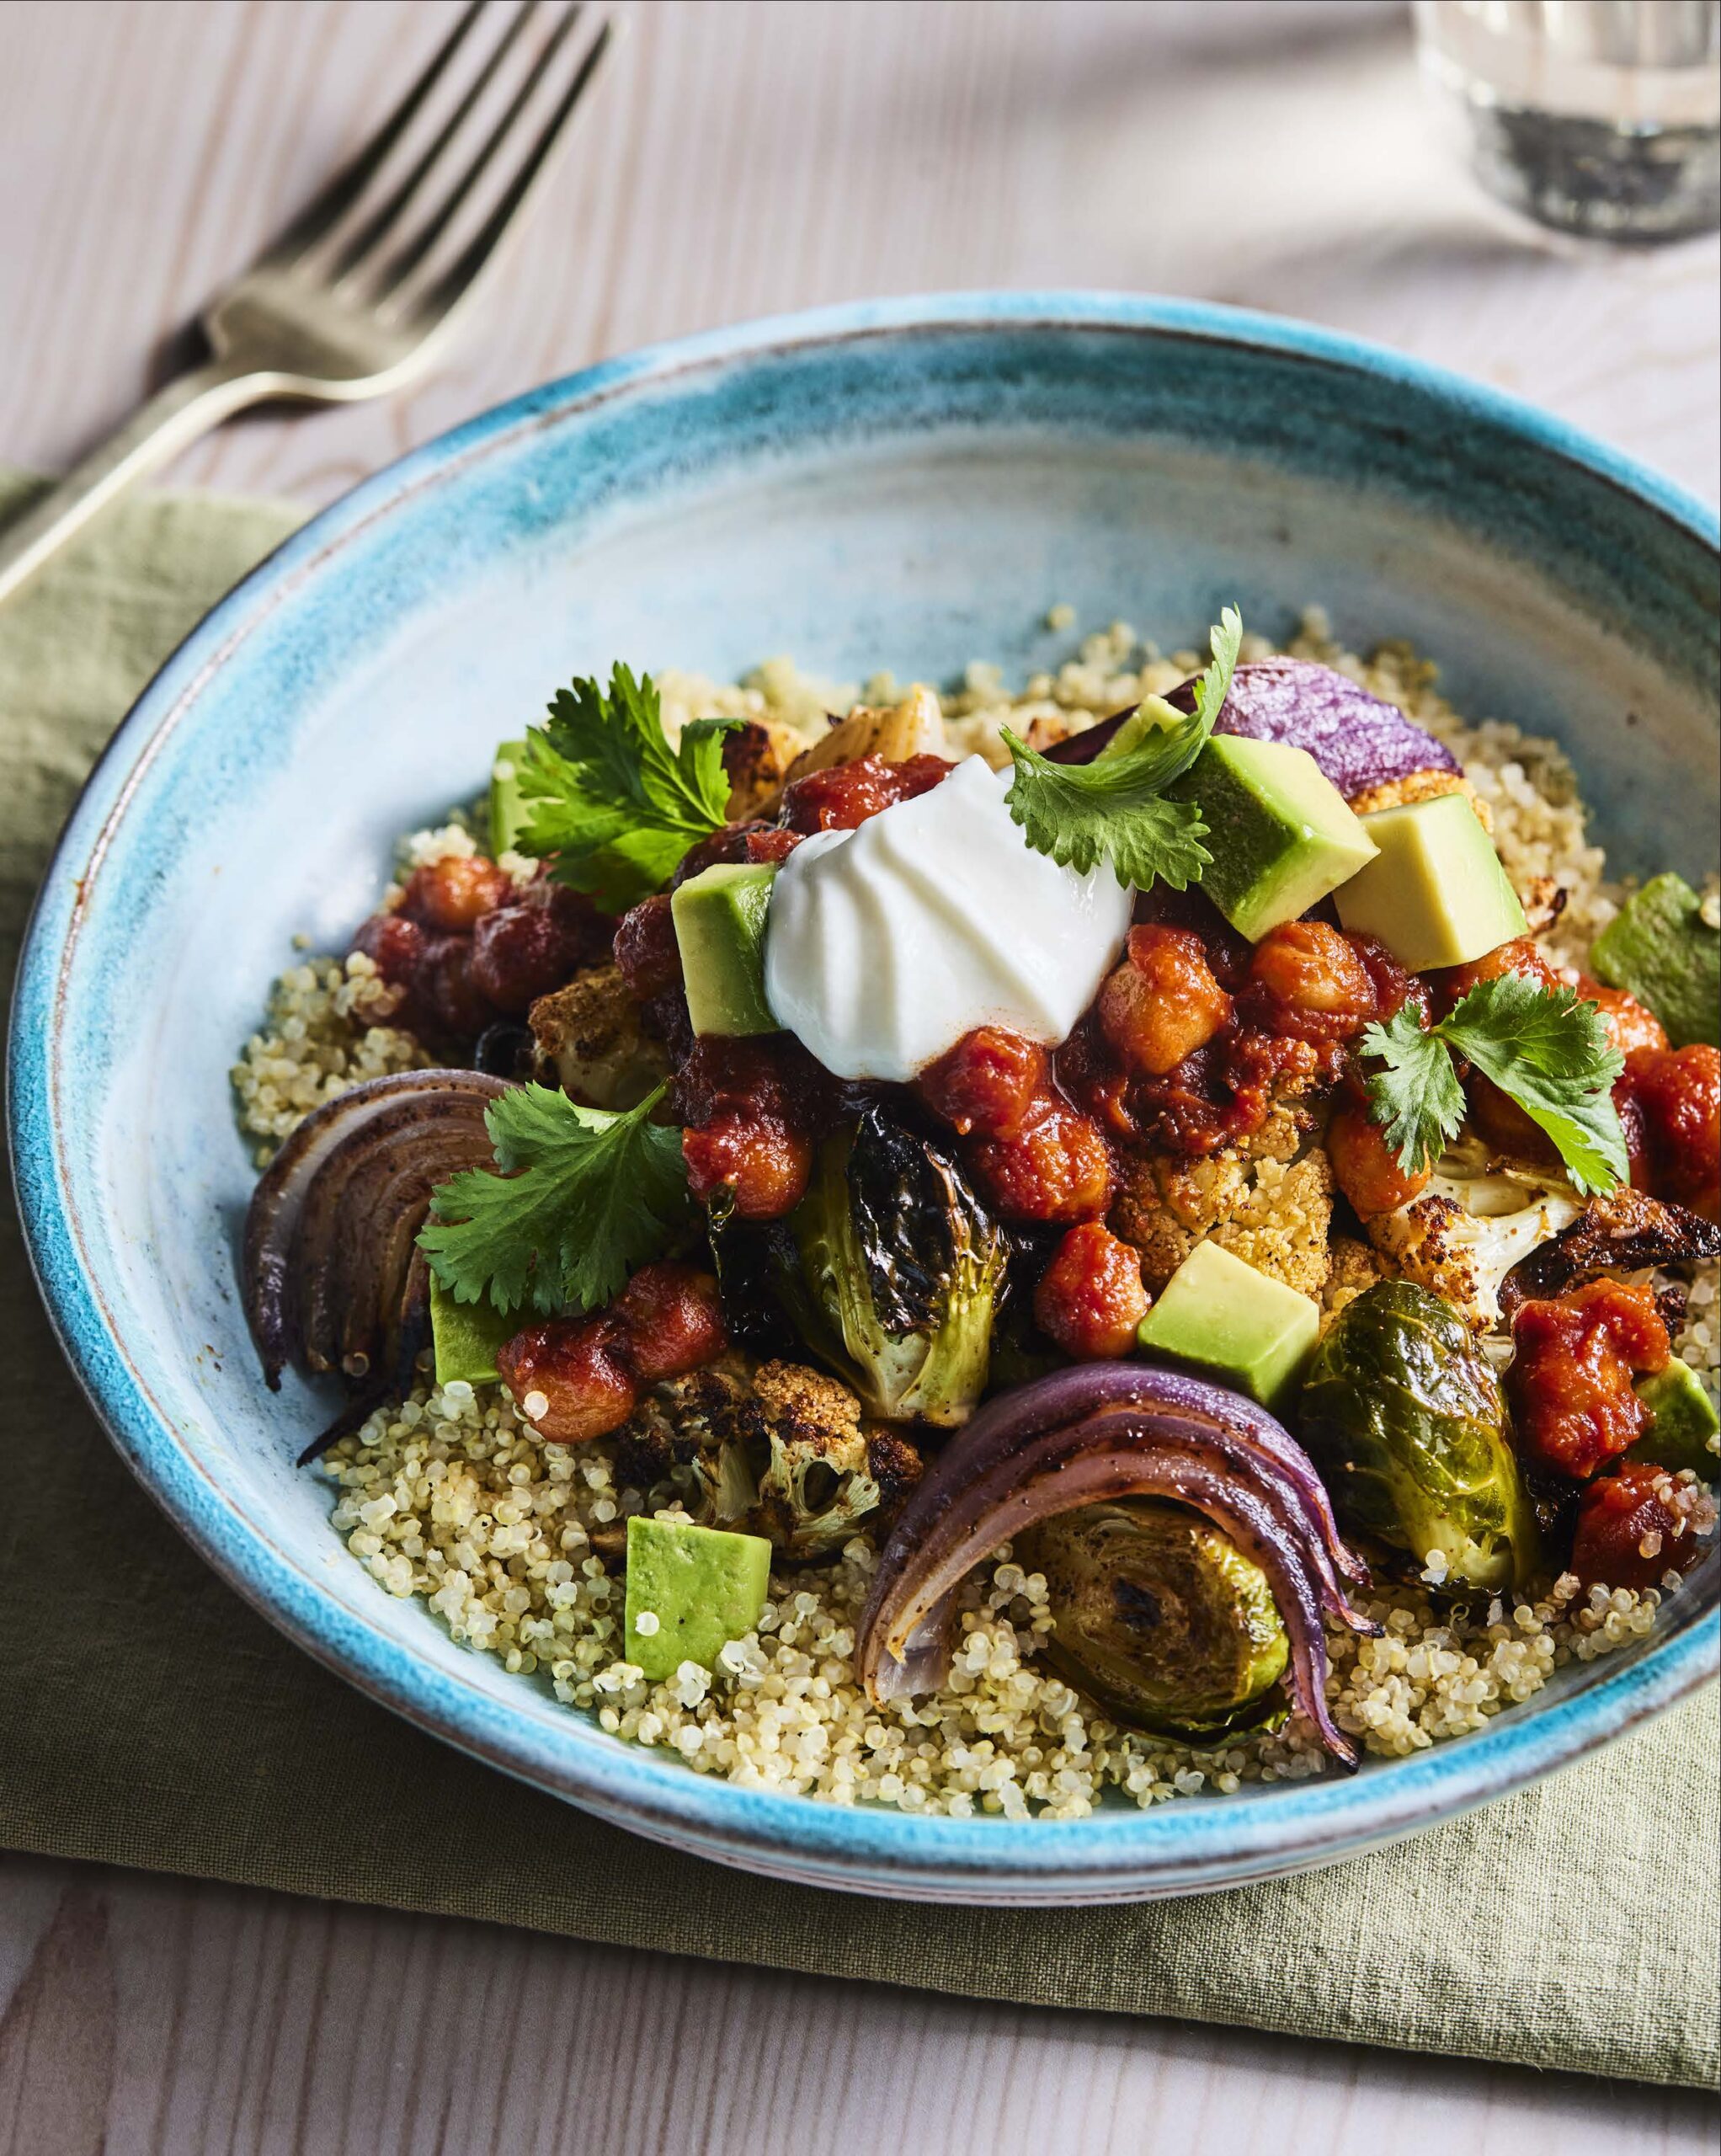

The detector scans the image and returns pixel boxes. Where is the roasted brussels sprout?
[1299,1281,1537,1592]
[781,1104,1009,1424]
[1019,1499,1290,1740]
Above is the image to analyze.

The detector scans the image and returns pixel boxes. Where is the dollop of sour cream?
[763,755,1132,1082]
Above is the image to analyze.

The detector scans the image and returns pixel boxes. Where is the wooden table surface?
[1,3,1716,2151]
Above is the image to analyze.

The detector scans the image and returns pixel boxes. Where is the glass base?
[1457,100,1720,242]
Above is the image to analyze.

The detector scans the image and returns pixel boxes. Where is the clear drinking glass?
[1414,1,1721,241]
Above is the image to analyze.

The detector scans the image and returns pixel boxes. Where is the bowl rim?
[9,289,1718,1902]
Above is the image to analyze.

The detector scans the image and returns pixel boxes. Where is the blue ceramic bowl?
[11,294,1718,1903]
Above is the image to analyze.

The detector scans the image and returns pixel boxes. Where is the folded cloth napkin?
[1,469,1715,2089]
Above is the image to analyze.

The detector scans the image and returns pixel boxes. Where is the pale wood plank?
[1,1855,1716,2156]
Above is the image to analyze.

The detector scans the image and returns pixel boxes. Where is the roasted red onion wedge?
[857,1362,1378,1768]
[242,1070,511,1403]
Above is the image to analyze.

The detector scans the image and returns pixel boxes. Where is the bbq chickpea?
[1097,925,1233,1076]
[1622,1043,1721,1220]
[1247,921,1378,1041]
[968,1096,1114,1224]
[611,1262,728,1383]
[499,1316,637,1444]
[397,853,512,932]
[918,1027,1049,1139]
[1327,1097,1431,1219]
[1032,1223,1148,1360]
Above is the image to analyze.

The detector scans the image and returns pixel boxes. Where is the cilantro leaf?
[418,1082,694,1317]
[999,607,1242,892]
[513,664,741,910]
[1440,974,1628,1197]
[1361,973,1628,1196]
[1358,1001,1467,1177]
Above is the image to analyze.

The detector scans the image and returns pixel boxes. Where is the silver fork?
[0,0,615,606]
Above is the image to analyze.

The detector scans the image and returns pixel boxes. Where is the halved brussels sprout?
[781,1105,1009,1425]
[1018,1498,1290,1740]
[1299,1280,1537,1593]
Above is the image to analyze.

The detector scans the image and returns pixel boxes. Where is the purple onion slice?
[857,1363,1377,1768]
[242,1069,510,1392]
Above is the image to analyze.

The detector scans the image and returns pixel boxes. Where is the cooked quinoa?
[241,609,1720,1817]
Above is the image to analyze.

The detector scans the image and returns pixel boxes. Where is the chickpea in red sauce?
[777,751,952,834]
[499,1262,727,1445]
[1097,925,1232,1076]
[1620,1043,1721,1221]
[967,1094,1114,1224]
[1032,1222,1148,1361]
[917,1027,1048,1139]
[674,1035,818,1220]
[1507,1278,1670,1481]
[1327,1092,1431,1219]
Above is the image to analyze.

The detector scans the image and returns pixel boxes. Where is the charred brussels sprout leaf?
[1019,1499,1290,1739]
[1299,1281,1537,1593]
[782,1105,1009,1425]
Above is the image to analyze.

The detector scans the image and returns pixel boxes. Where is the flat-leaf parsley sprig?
[999,606,1243,892]
[1361,972,1628,1195]
[514,664,741,911]
[418,1082,694,1316]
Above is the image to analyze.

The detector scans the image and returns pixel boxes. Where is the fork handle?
[0,357,274,606]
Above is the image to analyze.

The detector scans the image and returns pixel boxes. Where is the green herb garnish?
[513,664,741,910]
[1362,972,1628,1194]
[999,607,1242,891]
[418,1082,693,1316]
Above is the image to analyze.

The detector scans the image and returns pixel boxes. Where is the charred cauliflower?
[1111,1104,1335,1299]
[1365,1144,1582,1335]
[529,963,669,1110]
[611,1357,920,1561]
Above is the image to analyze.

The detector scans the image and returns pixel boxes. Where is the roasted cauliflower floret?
[529,963,669,1110]
[1111,1105,1334,1299]
[1365,1144,1582,1335]
[1320,1235,1388,1333]
[1346,768,1494,832]
[610,1357,916,1561]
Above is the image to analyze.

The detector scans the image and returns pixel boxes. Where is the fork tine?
[332,0,546,285]
[364,3,583,296]
[262,0,491,270]
[403,15,616,323]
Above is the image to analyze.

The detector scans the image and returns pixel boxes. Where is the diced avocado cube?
[624,1514,773,1680]
[671,862,780,1038]
[430,1275,519,1387]
[1169,736,1377,941]
[490,739,530,857]
[1590,873,1720,1049]
[1335,792,1528,972]
[1137,1240,1320,1410]
[1094,696,1190,762]
[1628,1358,1720,1481]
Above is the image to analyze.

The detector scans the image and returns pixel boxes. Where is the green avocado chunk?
[624,1514,773,1679]
[671,861,781,1038]
[1628,1358,1720,1481]
[1137,1241,1320,1411]
[430,1275,519,1388]
[1590,873,1720,1049]
[489,739,530,856]
[1335,792,1528,972]
[1169,735,1377,941]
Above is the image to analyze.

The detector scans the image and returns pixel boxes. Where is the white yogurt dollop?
[763,755,1132,1082]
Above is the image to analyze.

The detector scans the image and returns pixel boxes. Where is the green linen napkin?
[1,469,1716,2089]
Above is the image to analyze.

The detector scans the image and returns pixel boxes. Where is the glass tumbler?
[1414,1,1721,240]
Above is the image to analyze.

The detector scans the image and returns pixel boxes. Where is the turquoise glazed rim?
[10,292,1719,1903]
